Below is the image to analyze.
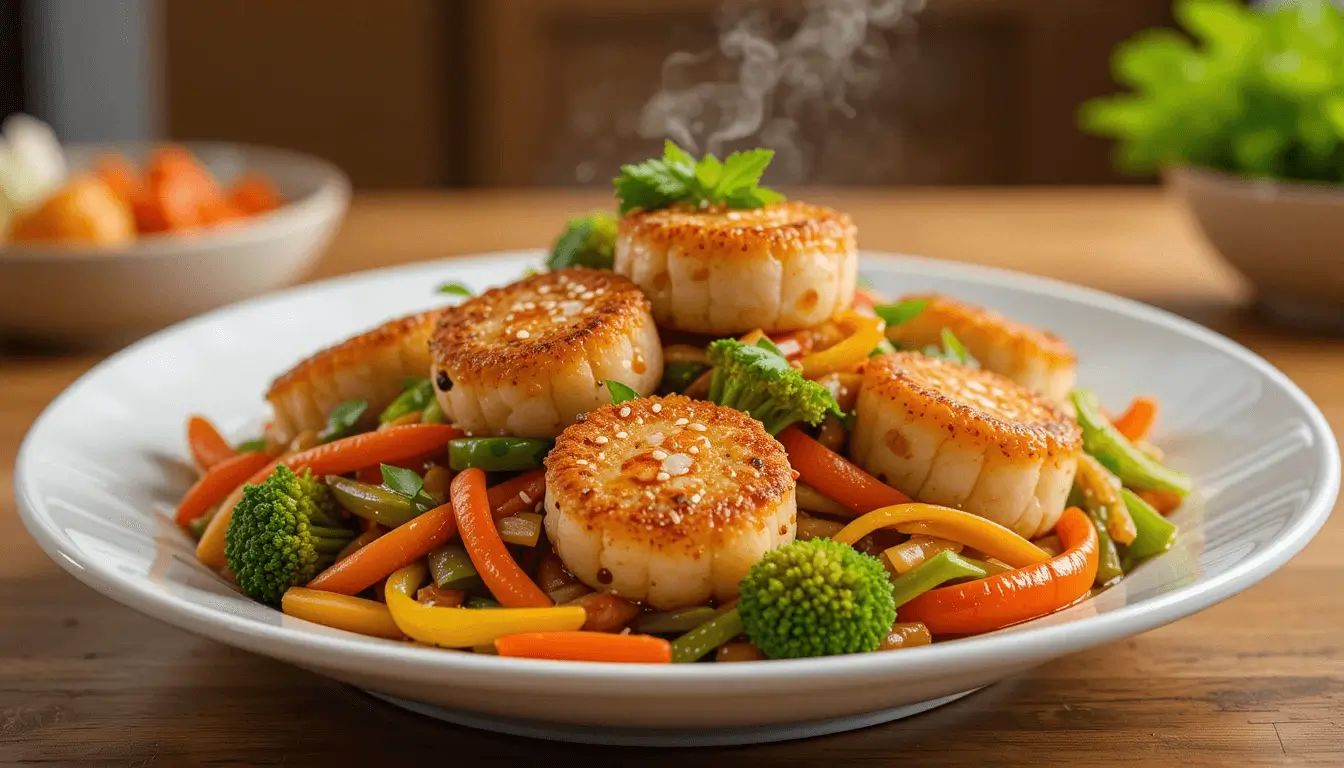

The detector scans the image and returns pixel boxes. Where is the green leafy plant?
[1081,0,1344,182]
[614,141,785,215]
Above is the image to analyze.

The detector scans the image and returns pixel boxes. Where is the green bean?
[428,542,478,588]
[1082,503,1125,585]
[380,379,434,424]
[326,475,419,527]
[420,398,445,424]
[956,555,1012,577]
[890,551,988,609]
[671,608,744,663]
[466,596,500,609]
[634,606,719,635]
[657,361,708,396]
[448,438,552,472]
[1121,487,1178,562]
[1071,389,1192,496]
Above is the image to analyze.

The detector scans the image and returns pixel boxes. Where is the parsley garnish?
[614,141,785,215]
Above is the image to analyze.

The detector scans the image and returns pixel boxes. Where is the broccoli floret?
[547,211,619,271]
[225,465,355,605]
[738,538,896,659]
[706,338,840,434]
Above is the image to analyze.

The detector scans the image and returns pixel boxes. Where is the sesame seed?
[535,502,544,513]
[647,432,665,446]
[516,330,530,339]
[689,445,700,454]
[689,423,707,432]
[581,292,595,300]
[662,453,693,477]
[651,449,669,460]
[576,459,589,466]
[675,418,689,426]
[668,510,682,524]
[619,406,631,418]
[652,403,662,413]
[594,435,609,444]
[616,431,629,439]
[655,472,670,481]
[519,491,532,504]
[691,493,702,503]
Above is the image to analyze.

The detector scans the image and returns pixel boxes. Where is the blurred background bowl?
[0,141,349,349]
[1169,167,1344,333]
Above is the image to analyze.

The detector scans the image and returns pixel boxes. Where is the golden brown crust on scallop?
[863,352,1081,460]
[889,293,1076,368]
[545,395,796,554]
[619,201,855,262]
[430,268,654,387]
[266,309,441,399]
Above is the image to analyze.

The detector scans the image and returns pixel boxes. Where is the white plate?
[15,252,1339,746]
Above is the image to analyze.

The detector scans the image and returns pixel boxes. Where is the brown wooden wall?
[164,0,1173,189]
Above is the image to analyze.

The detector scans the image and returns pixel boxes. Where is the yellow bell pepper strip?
[383,562,585,648]
[832,503,1050,569]
[281,587,403,640]
[798,312,885,379]
[897,507,1099,635]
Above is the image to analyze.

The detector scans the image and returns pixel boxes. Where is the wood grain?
[4,189,1343,766]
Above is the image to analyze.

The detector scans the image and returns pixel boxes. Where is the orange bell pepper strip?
[898,507,1099,635]
[778,426,911,516]
[451,468,552,608]
[281,587,403,640]
[495,631,673,663]
[1112,396,1159,443]
[798,312,885,379]
[832,502,1050,569]
[186,414,237,470]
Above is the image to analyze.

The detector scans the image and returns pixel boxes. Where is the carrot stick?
[487,468,547,519]
[175,451,274,525]
[452,468,551,608]
[187,415,238,470]
[93,153,144,212]
[229,172,283,215]
[777,426,912,516]
[1113,396,1159,443]
[494,631,673,663]
[281,587,403,640]
[306,502,458,595]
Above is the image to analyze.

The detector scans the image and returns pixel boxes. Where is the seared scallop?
[886,294,1077,401]
[544,395,797,610]
[614,201,857,336]
[430,268,662,438]
[850,352,1081,539]
[266,310,441,444]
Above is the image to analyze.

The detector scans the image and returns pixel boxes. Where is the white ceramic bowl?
[0,141,349,348]
[14,253,1339,747]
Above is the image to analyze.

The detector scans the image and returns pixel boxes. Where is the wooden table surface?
[4,188,1343,766]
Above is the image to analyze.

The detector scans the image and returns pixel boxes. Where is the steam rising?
[638,0,926,183]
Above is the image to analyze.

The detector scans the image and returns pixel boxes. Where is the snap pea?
[634,606,719,635]
[381,379,434,424]
[1121,487,1178,562]
[448,437,552,472]
[1081,501,1124,585]
[890,551,988,609]
[428,542,479,588]
[326,475,419,527]
[671,608,744,663]
[1071,389,1192,496]
[420,398,445,424]
[955,555,1012,577]
[466,596,500,609]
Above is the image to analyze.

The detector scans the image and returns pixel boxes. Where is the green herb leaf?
[657,361,708,395]
[235,437,268,454]
[755,336,788,359]
[380,464,425,499]
[380,378,434,424]
[437,282,473,297]
[874,299,928,327]
[614,141,785,214]
[940,328,980,368]
[319,400,367,443]
[606,379,640,404]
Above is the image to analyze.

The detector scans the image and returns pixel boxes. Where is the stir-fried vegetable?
[658,361,709,395]
[306,501,458,595]
[187,415,238,470]
[486,468,547,519]
[833,503,1050,569]
[428,542,479,588]
[670,608,744,663]
[176,450,275,525]
[898,507,1099,635]
[1113,395,1159,442]
[497,512,544,547]
[889,551,988,609]
[281,587,403,640]
[1072,389,1192,496]
[737,539,895,659]
[1075,453,1138,546]
[634,606,719,635]
[451,468,552,608]
[326,475,421,527]
[384,562,585,648]
[777,426,912,515]
[448,437,552,472]
[706,338,840,435]
[319,400,368,443]
[547,211,619,270]
[880,622,933,650]
[495,631,672,663]
[884,536,963,575]
[1121,488,1178,562]
[380,378,435,424]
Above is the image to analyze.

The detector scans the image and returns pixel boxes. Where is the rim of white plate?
[15,251,1340,694]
